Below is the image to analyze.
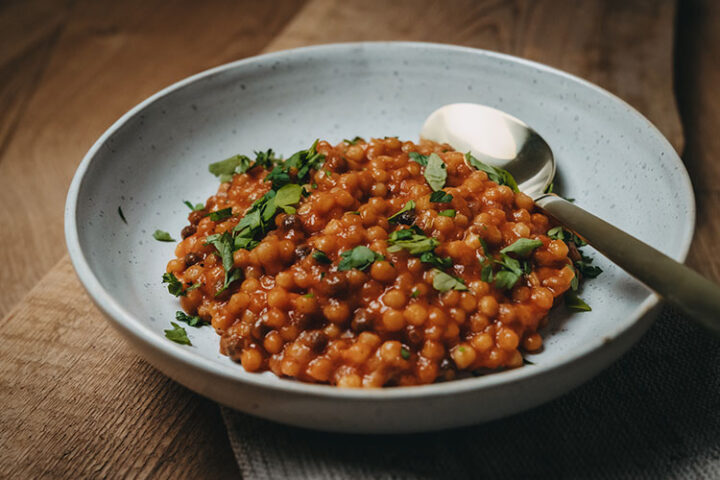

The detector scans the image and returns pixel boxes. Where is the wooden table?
[1,0,718,477]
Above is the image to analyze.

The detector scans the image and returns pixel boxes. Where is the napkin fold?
[222,307,720,479]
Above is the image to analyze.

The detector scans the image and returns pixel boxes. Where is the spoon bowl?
[421,103,555,197]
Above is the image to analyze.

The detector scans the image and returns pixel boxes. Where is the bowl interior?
[68,43,694,392]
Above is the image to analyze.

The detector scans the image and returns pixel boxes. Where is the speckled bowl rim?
[65,41,695,401]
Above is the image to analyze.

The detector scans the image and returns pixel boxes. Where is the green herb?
[274,183,303,214]
[387,228,439,255]
[153,230,175,242]
[409,152,429,166]
[209,154,252,182]
[547,227,602,281]
[183,200,204,211]
[303,292,315,298]
[547,226,586,246]
[565,291,592,312]
[162,272,188,297]
[465,153,519,192]
[419,251,452,270]
[175,311,209,327]
[432,269,468,292]
[424,153,447,191]
[205,232,243,293]
[337,246,383,272]
[232,190,278,250]
[253,149,279,170]
[545,182,554,194]
[388,200,415,225]
[311,183,318,189]
[575,260,603,279]
[481,252,530,291]
[429,191,453,203]
[400,348,411,360]
[265,140,325,189]
[205,207,233,222]
[343,136,364,145]
[118,206,127,224]
[438,209,456,217]
[481,262,494,282]
[324,170,332,178]
[500,238,543,257]
[348,211,360,215]
[479,238,489,257]
[410,289,420,298]
[312,250,332,264]
[164,322,191,345]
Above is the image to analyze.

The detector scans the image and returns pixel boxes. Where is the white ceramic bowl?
[65,42,695,433]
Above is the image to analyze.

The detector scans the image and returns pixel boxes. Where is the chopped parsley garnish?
[205,207,233,222]
[419,251,452,270]
[429,190,453,203]
[547,226,585,246]
[500,238,543,257]
[208,150,280,183]
[303,292,315,298]
[209,154,252,182]
[183,200,204,211]
[153,230,175,242]
[548,226,602,286]
[424,153,447,191]
[387,227,439,255]
[162,272,196,297]
[409,152,429,166]
[164,322,191,345]
[388,200,416,225]
[348,211,360,215]
[205,232,243,294]
[410,289,420,298]
[273,183,304,214]
[465,153,519,192]
[312,250,332,264]
[400,347,411,360]
[438,209,456,217]
[175,310,209,327]
[565,291,592,312]
[343,136,364,145]
[432,269,468,292]
[337,246,383,272]
[265,140,325,189]
[118,206,127,224]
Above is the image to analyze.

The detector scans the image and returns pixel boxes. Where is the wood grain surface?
[1,0,717,478]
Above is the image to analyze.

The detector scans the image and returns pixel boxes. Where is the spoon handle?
[535,194,720,334]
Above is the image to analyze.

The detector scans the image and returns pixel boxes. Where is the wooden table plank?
[4,0,716,478]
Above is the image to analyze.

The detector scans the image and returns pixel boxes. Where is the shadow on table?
[223,307,720,479]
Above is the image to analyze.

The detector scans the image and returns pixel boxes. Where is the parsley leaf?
[410,289,420,298]
[500,238,543,257]
[337,246,383,271]
[409,152,429,166]
[253,149,279,169]
[175,311,209,327]
[465,153,519,192]
[273,184,303,214]
[565,291,592,312]
[183,200,204,211]
[266,140,325,189]
[432,269,468,292]
[162,272,188,297]
[118,206,128,224]
[429,190,453,203]
[419,251,452,270]
[164,322,191,345]
[312,250,332,264]
[209,154,252,182]
[153,230,175,242]
[387,228,439,255]
[388,200,416,225]
[438,209,456,217]
[400,347,411,360]
[343,136,364,145]
[205,207,233,222]
[424,153,447,191]
[547,226,586,246]
[205,232,243,293]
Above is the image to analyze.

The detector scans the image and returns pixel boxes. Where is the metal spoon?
[421,102,720,333]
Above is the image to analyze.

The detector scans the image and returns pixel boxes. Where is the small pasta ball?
[267,287,290,309]
[240,349,263,372]
[382,309,405,331]
[497,328,520,351]
[382,289,407,309]
[370,261,396,283]
[404,303,428,326]
[294,295,318,315]
[451,344,477,370]
[523,332,543,352]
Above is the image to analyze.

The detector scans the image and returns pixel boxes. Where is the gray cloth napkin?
[222,307,720,479]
